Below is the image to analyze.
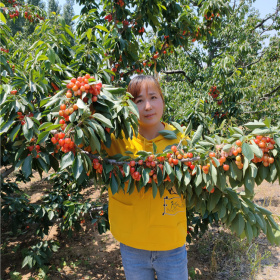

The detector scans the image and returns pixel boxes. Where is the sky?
[56,0,278,42]
[55,0,279,19]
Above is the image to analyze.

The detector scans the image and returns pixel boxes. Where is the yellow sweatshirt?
[106,123,187,251]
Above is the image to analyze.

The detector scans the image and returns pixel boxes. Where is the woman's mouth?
[145,113,155,118]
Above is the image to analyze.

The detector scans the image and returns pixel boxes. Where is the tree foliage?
[0,0,280,275]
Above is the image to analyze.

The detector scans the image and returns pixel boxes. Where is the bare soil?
[1,170,280,280]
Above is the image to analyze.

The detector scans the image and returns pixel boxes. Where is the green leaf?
[136,150,150,156]
[263,117,271,128]
[48,211,54,220]
[242,142,254,161]
[111,173,118,195]
[232,213,245,236]
[250,141,263,158]
[153,142,157,154]
[123,164,130,176]
[74,127,83,145]
[22,255,32,268]
[223,144,232,152]
[39,122,53,130]
[86,28,92,40]
[258,164,269,180]
[245,222,253,242]
[60,152,74,170]
[204,136,216,144]
[88,127,101,153]
[158,130,177,139]
[175,165,183,182]
[226,189,241,209]
[152,180,157,198]
[184,171,191,186]
[0,12,7,24]
[244,171,254,196]
[171,121,184,134]
[95,25,109,32]
[209,190,221,212]
[37,131,49,144]
[22,156,32,178]
[8,123,21,141]
[232,127,244,135]
[164,161,175,181]
[127,99,140,118]
[192,125,203,145]
[73,154,84,180]
[76,98,87,109]
[93,113,113,128]
[127,177,135,194]
[251,128,271,135]
[256,205,272,216]
[244,122,266,129]
[266,220,275,245]
[22,122,33,141]
[0,120,15,135]
[142,168,150,185]
[183,122,192,136]
[37,55,49,61]
[210,164,217,185]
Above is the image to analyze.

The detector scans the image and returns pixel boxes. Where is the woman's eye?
[136,99,142,104]
[151,96,157,99]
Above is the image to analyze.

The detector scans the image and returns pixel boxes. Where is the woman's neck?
[138,122,165,140]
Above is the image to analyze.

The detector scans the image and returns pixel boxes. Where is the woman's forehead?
[140,80,160,92]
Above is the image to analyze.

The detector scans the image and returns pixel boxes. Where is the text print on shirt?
[163,196,185,216]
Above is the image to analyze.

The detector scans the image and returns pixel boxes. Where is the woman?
[106,75,188,280]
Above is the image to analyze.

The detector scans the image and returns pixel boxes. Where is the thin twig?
[0,166,15,178]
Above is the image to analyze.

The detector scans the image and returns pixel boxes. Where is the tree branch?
[80,149,200,165]
[252,5,279,31]
[0,166,15,178]
[162,70,194,83]
[260,84,280,100]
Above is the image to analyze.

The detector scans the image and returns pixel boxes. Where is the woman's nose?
[144,100,152,110]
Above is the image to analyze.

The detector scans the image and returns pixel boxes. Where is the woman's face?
[134,80,164,129]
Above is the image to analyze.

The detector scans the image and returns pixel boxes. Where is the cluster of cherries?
[0,47,9,53]
[251,136,275,166]
[204,12,220,21]
[122,19,129,26]
[51,132,75,154]
[93,158,103,174]
[138,27,145,34]
[17,111,33,125]
[27,143,41,159]
[104,14,113,22]
[116,0,125,7]
[208,86,220,99]
[10,89,17,95]
[24,11,44,22]
[58,103,78,129]
[65,74,102,104]
[202,137,276,173]
[50,74,104,153]
[8,9,19,18]
[88,135,277,190]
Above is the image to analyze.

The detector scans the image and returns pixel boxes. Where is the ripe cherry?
[236,140,242,146]
[223,164,229,171]
[58,132,65,139]
[209,152,215,158]
[171,145,177,152]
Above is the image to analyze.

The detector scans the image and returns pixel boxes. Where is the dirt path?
[1,170,280,280]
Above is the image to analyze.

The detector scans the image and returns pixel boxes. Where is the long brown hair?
[127,75,165,104]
